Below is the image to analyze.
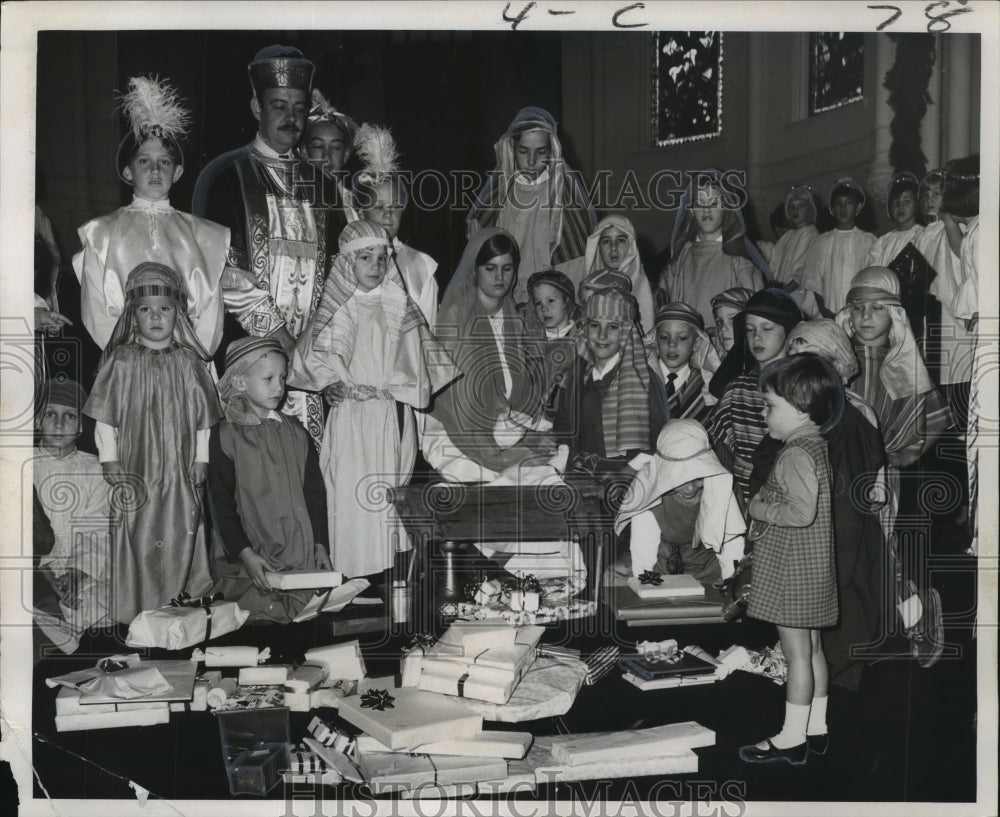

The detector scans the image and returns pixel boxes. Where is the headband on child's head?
[710,287,756,314]
[785,319,858,383]
[39,378,88,412]
[584,287,636,324]
[528,270,575,303]
[124,262,186,304]
[654,301,704,332]
[338,220,391,255]
[580,268,632,294]
[845,266,902,306]
[224,336,286,372]
[827,177,866,214]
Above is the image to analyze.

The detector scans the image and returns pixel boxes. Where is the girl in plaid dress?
[739,354,842,766]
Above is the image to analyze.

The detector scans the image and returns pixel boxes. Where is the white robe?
[804,227,876,313]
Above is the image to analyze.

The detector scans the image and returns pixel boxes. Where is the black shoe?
[806,733,829,755]
[738,739,808,766]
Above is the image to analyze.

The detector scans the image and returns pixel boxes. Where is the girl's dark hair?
[759,353,840,429]
[942,154,980,218]
[829,183,863,206]
[886,174,919,205]
[475,233,521,271]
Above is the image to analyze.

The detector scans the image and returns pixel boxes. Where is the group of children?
[33,71,981,768]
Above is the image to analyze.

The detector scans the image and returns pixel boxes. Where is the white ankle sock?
[806,696,828,736]
[769,701,810,749]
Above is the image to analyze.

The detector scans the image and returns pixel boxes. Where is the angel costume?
[769,185,819,287]
[289,221,456,577]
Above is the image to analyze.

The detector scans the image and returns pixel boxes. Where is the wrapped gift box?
[355,730,532,759]
[622,672,720,691]
[239,665,291,686]
[476,758,537,795]
[417,665,519,706]
[126,601,249,649]
[583,645,620,685]
[549,721,715,765]
[435,621,521,653]
[357,750,507,794]
[526,736,698,783]
[55,707,171,732]
[459,657,586,723]
[337,687,482,750]
[401,783,477,799]
[265,570,343,590]
[302,737,364,783]
[304,641,366,681]
[422,638,539,687]
[626,574,705,599]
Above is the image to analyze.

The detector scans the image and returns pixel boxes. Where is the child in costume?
[84,263,222,623]
[657,172,768,328]
[73,76,230,357]
[803,178,876,313]
[558,215,655,333]
[578,268,632,310]
[524,269,580,420]
[467,107,597,305]
[707,288,804,506]
[647,301,720,427]
[614,419,746,584]
[352,123,439,326]
[738,354,842,766]
[767,185,819,288]
[865,172,925,268]
[836,266,952,666]
[300,88,359,244]
[553,287,669,477]
[710,286,756,359]
[753,320,888,690]
[289,221,456,578]
[425,228,552,483]
[33,380,111,653]
[208,337,331,623]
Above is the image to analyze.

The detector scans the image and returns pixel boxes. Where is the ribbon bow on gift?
[169,591,225,646]
[170,591,224,608]
[502,573,542,596]
[360,689,395,711]
[638,570,664,586]
[404,634,436,654]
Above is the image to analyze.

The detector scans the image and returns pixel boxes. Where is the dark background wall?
[36,29,981,308]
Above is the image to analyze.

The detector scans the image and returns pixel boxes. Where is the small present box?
[337,687,482,751]
[435,621,519,653]
[356,750,507,794]
[264,570,343,590]
[307,715,356,754]
[55,707,171,732]
[400,634,438,688]
[418,663,519,705]
[626,573,705,600]
[239,665,291,686]
[303,641,366,681]
[355,730,533,759]
[549,721,715,766]
[525,735,699,783]
[471,579,504,606]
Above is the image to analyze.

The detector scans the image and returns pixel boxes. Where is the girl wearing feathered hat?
[73,76,231,358]
[83,263,222,623]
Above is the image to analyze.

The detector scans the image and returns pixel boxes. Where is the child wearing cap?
[84,263,222,623]
[207,337,331,623]
[804,178,876,313]
[648,301,721,427]
[33,380,111,653]
[524,269,581,419]
[73,76,231,358]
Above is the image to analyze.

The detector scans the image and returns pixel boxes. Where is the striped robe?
[707,372,767,508]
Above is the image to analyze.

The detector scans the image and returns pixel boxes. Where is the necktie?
[665,372,678,398]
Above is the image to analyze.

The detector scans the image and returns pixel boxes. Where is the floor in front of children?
[21,511,982,807]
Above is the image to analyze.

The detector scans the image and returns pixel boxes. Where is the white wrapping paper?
[457,656,587,722]
[126,601,249,650]
[193,646,270,667]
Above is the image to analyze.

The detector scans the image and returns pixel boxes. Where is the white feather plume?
[119,76,191,142]
[353,123,399,180]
